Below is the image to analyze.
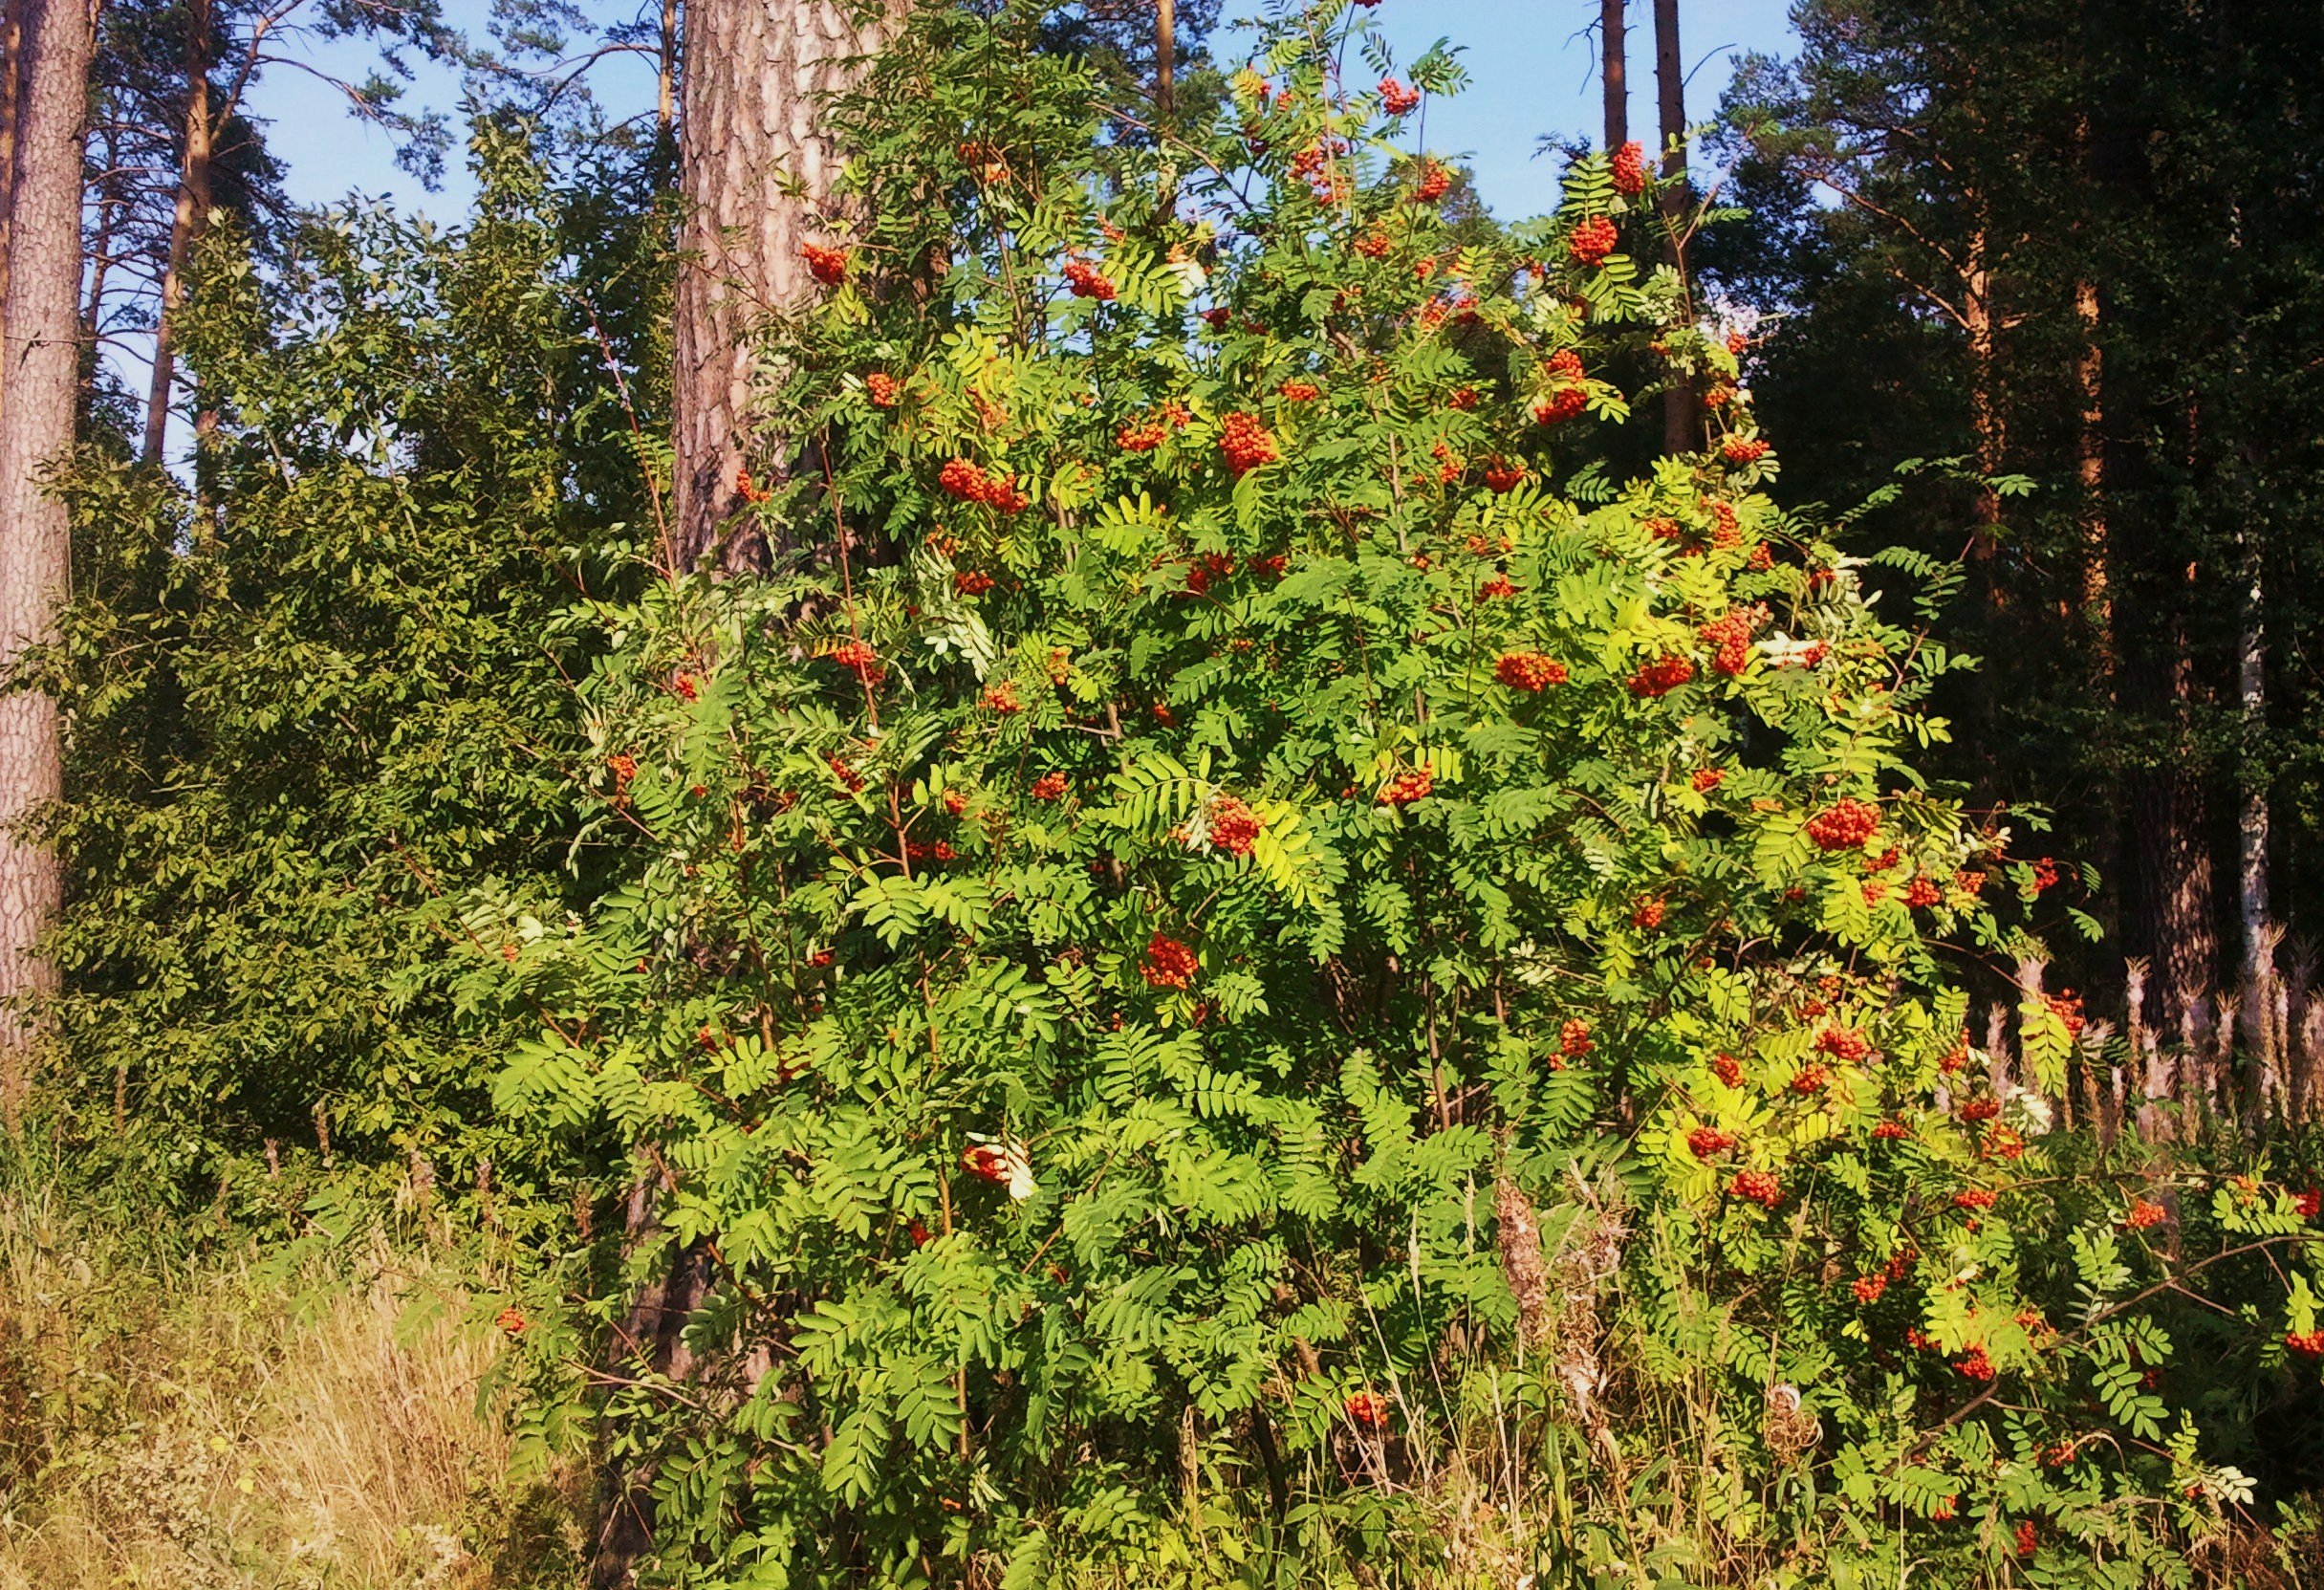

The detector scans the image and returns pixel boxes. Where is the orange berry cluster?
[1140,932,1198,989]
[1218,411,1279,475]
[1628,654,1694,697]
[1062,258,1116,300]
[1376,766,1432,806]
[1494,651,1568,691]
[938,457,1031,512]
[1805,796,1880,851]
[799,242,849,285]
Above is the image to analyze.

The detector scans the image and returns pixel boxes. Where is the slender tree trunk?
[143,0,214,466]
[1156,0,1173,119]
[1651,0,1694,454]
[1963,220,2002,535]
[2235,520,2274,1070]
[2074,276,2107,659]
[666,0,908,573]
[1600,0,1625,151]
[657,0,678,139]
[0,0,92,1118]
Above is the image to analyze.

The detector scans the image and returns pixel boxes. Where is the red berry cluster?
[1631,897,1666,929]
[1207,795,1262,857]
[2124,1199,2168,1231]
[2297,1187,2322,1219]
[1628,654,1695,697]
[1697,609,1758,676]
[1729,1169,1783,1209]
[1343,1389,1388,1427]
[1482,458,1526,492]
[1413,159,1452,203]
[1277,378,1321,402]
[1687,1126,1736,1159]
[734,466,773,505]
[2289,1329,2324,1357]
[1062,258,1117,300]
[1031,771,1069,802]
[1873,1120,1912,1141]
[953,570,996,596]
[981,680,1022,714]
[799,242,850,285]
[1378,76,1421,116]
[939,457,1031,512]
[1691,767,1725,793]
[1494,651,1568,691]
[827,639,886,686]
[1559,1018,1595,1057]
[828,755,865,794]
[1956,1345,1997,1382]
[1814,1026,1870,1062]
[1805,796,1880,851]
[1478,574,1518,599]
[1610,140,1646,196]
[1532,348,1588,425]
[866,371,901,407]
[1958,1096,2002,1122]
[1568,215,1618,267]
[1711,1053,1745,1086]
[1790,1064,1830,1095]
[1218,412,1279,475]
[2048,991,2087,1037]
[1721,435,1770,465]
[1354,229,1390,259]
[607,753,638,788]
[2015,1521,2039,1560]
[1851,1274,1886,1304]
[1377,766,1432,806]
[1141,932,1199,989]
[1903,875,1943,907]
[1953,1187,1998,1211]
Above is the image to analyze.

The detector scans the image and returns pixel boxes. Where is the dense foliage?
[444,7,2324,1585]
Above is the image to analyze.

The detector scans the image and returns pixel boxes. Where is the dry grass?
[0,1170,584,1589]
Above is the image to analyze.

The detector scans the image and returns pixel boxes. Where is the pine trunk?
[1651,0,1694,454]
[666,0,907,572]
[2236,526,2275,1073]
[0,0,91,1116]
[1600,0,1625,152]
[2,0,25,405]
[144,0,215,466]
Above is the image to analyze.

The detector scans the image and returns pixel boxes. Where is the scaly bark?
[666,0,908,572]
[0,0,93,1115]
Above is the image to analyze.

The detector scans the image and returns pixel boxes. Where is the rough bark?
[666,0,907,573]
[1650,0,1695,454]
[1599,0,1625,152]
[0,0,91,1116]
[657,0,678,138]
[1963,219,2001,534]
[1,0,23,379]
[143,0,214,465]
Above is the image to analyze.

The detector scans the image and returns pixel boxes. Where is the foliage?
[34,121,656,1216]
[463,4,2324,1584]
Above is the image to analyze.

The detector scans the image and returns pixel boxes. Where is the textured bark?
[2074,276,2107,658]
[1650,0,1695,454]
[1599,0,1626,152]
[1,0,23,376]
[0,0,90,1115]
[1962,221,2001,533]
[142,0,214,466]
[667,0,907,573]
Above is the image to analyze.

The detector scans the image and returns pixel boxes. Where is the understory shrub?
[469,5,2324,1586]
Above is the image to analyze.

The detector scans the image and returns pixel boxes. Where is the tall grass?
[0,1137,584,1589]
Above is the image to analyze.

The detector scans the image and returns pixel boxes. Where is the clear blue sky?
[245,0,1803,222]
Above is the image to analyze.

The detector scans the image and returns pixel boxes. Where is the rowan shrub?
[478,5,2324,1584]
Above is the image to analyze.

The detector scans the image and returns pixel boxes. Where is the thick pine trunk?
[143,0,214,466]
[666,0,907,572]
[0,0,91,1115]
[1600,0,1625,151]
[2236,526,2276,1078]
[1650,0,1695,454]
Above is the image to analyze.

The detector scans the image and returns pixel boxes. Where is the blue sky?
[245,1,1803,222]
